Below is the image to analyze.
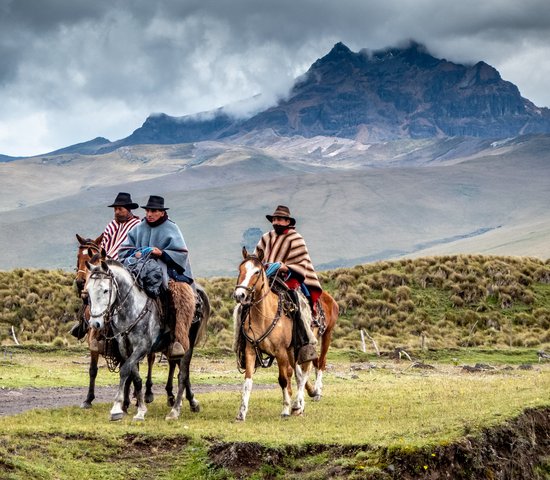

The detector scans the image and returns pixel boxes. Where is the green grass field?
[1,348,549,479]
[1,254,549,478]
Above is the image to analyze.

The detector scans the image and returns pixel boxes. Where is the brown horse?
[304,278,339,402]
[75,233,156,410]
[233,247,338,421]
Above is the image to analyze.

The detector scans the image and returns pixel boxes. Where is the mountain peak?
[112,41,550,148]
[327,41,353,56]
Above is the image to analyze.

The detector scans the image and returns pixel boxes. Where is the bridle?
[76,241,102,289]
[234,256,273,306]
[234,256,284,369]
[87,264,150,339]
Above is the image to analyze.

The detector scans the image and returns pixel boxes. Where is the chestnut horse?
[233,247,338,421]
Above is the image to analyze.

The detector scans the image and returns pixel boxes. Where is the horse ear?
[76,234,86,245]
[100,248,107,260]
[94,233,104,246]
[101,260,108,270]
[242,246,248,259]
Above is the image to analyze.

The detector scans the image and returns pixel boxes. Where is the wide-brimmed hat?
[108,192,138,210]
[266,205,296,226]
[141,195,169,211]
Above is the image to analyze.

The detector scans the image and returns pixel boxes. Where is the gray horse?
[85,258,208,421]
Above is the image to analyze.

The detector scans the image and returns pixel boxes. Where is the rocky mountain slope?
[91,41,550,153]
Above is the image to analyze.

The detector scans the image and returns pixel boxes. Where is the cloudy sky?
[1,0,550,157]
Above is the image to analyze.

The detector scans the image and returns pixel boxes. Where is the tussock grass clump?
[1,255,549,352]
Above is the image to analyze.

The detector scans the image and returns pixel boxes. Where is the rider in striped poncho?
[254,205,321,364]
[101,192,141,260]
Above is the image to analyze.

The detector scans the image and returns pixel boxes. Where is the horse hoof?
[80,401,92,409]
[165,410,179,421]
[133,415,145,422]
[145,393,154,404]
[167,398,175,407]
[190,402,200,413]
[312,394,322,402]
[110,412,124,421]
[281,413,290,419]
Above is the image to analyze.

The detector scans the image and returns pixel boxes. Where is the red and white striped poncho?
[101,216,141,260]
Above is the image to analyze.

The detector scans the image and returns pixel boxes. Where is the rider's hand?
[279,262,288,273]
[151,247,162,257]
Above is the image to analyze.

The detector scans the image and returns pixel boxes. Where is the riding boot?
[70,321,87,339]
[288,290,318,365]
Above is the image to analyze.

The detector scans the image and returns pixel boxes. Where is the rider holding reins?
[254,205,321,364]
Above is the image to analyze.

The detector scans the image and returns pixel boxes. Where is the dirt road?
[0,384,253,416]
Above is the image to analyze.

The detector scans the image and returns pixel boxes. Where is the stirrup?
[169,342,185,359]
[296,344,318,365]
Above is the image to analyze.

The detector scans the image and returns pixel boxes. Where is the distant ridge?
[84,40,550,154]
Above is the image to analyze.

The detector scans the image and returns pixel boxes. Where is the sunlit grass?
[1,354,548,479]
[2,362,548,448]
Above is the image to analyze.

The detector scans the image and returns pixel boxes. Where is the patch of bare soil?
[0,384,248,416]
[208,407,550,479]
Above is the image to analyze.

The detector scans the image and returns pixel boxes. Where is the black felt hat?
[108,192,139,210]
[140,195,169,211]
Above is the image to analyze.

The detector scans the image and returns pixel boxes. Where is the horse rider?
[254,205,321,364]
[100,192,141,260]
[118,195,195,359]
[70,192,141,347]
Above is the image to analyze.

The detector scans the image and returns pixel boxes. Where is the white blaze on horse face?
[234,261,260,305]
[87,274,113,329]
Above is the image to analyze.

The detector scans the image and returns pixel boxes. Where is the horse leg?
[236,346,257,422]
[292,360,313,415]
[131,365,147,422]
[183,346,200,413]
[111,361,133,421]
[123,374,133,413]
[80,351,99,408]
[278,356,293,418]
[308,325,334,400]
[165,357,185,420]
[145,353,155,404]
[165,358,177,407]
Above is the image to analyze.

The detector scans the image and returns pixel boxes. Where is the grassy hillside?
[1,254,549,352]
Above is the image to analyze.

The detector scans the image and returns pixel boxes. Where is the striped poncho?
[254,228,322,291]
[101,216,141,260]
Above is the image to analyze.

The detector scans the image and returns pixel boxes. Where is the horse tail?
[194,286,210,346]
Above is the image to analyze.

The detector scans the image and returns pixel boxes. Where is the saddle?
[268,275,326,333]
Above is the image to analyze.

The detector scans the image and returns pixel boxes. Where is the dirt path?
[0,384,259,416]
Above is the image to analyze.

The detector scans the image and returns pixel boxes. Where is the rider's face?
[145,209,164,222]
[113,207,131,222]
[272,216,291,227]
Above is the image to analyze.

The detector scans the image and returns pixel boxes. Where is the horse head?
[75,233,104,295]
[85,259,117,330]
[234,247,266,305]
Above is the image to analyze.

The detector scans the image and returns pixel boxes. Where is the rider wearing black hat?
[119,195,195,359]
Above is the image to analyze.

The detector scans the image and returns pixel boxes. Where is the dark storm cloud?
[1,0,549,156]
